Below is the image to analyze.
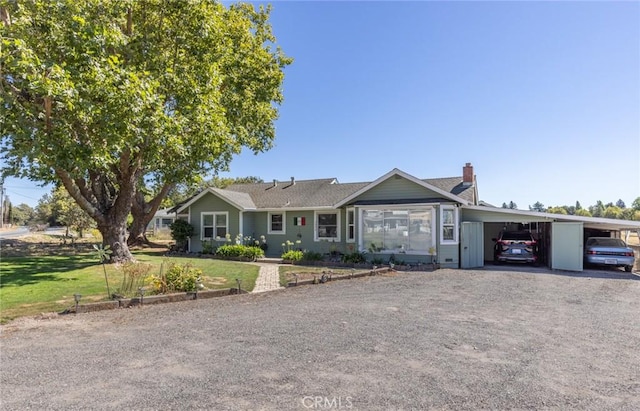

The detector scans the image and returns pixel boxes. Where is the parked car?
[584,237,635,272]
[493,231,538,264]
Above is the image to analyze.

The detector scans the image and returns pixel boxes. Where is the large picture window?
[361,207,434,253]
[202,212,228,240]
[315,211,340,241]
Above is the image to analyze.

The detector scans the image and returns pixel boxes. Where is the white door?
[461,222,484,268]
[551,222,583,271]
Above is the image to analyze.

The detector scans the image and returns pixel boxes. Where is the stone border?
[73,288,248,314]
[286,267,394,287]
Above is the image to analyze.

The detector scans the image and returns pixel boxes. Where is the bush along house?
[174,163,640,272]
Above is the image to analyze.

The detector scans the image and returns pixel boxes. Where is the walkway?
[252,263,284,293]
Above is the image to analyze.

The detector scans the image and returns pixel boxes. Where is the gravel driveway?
[1,267,639,410]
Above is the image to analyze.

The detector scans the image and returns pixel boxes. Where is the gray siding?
[438,244,459,268]
[188,192,241,252]
[352,177,447,203]
[245,210,317,257]
[242,212,256,240]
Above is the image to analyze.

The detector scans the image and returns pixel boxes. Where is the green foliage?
[281,239,302,252]
[302,250,324,261]
[546,206,568,215]
[0,0,291,262]
[342,252,367,264]
[529,202,545,212]
[574,209,592,217]
[150,262,202,294]
[10,203,35,226]
[281,250,304,261]
[116,262,151,297]
[169,220,194,251]
[202,241,217,255]
[215,244,264,261]
[603,206,623,219]
[51,187,94,237]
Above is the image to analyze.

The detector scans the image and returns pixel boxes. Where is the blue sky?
[4,0,640,210]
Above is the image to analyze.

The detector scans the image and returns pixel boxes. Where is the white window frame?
[314,210,341,242]
[440,205,459,245]
[268,211,286,235]
[358,206,435,254]
[201,211,229,240]
[346,208,355,243]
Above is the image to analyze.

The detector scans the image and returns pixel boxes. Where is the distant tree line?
[501,198,640,220]
[4,176,264,235]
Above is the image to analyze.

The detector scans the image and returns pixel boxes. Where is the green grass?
[0,251,259,322]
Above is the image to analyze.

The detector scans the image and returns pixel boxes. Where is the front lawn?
[0,250,259,322]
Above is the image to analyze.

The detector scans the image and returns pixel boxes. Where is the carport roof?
[462,205,640,231]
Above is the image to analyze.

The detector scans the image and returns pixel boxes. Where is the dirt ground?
[1,266,639,410]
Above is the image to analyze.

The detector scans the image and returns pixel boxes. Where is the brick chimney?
[463,163,474,186]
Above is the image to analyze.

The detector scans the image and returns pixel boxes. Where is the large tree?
[1,1,291,262]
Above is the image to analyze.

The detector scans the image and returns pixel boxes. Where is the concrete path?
[252,263,284,293]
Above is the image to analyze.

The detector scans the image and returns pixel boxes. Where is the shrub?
[202,241,217,255]
[215,244,264,261]
[302,250,323,261]
[242,246,265,261]
[116,262,152,297]
[342,252,367,264]
[169,220,194,251]
[282,250,304,261]
[149,261,202,294]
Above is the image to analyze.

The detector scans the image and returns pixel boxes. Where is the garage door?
[551,222,583,271]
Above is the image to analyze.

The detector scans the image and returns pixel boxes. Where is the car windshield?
[587,238,626,247]
[501,232,533,241]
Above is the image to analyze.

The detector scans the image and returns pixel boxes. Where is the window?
[346,208,355,242]
[201,212,228,240]
[440,206,458,244]
[268,212,286,234]
[315,211,340,241]
[361,207,434,253]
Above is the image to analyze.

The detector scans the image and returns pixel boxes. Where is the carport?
[460,205,640,272]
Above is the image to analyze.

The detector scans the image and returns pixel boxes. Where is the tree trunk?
[127,211,150,246]
[127,183,175,246]
[99,220,133,263]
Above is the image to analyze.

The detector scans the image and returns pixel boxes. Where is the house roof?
[462,204,640,231]
[176,168,478,212]
[423,176,477,204]
[225,178,369,209]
